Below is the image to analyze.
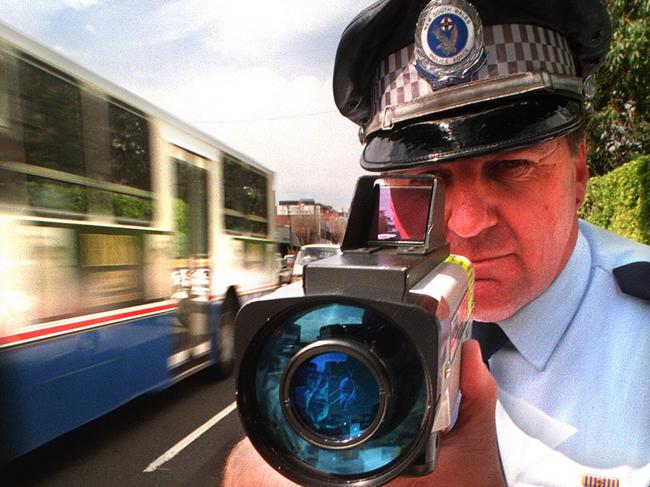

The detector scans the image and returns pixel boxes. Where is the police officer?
[224,0,650,485]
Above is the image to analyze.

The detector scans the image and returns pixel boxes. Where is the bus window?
[109,102,151,191]
[12,55,90,215]
[0,48,26,207]
[223,155,269,237]
[17,56,84,176]
[0,47,11,135]
[0,50,154,224]
[108,101,153,222]
[173,159,209,258]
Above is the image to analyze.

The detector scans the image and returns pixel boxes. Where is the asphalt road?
[1,369,244,487]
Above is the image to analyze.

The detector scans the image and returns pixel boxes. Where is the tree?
[587,0,650,175]
[291,214,320,245]
[329,217,347,244]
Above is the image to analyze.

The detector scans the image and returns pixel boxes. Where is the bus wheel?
[213,295,238,378]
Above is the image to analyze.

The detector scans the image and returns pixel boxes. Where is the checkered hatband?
[375,23,576,114]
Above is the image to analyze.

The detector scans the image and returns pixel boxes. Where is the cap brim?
[361,95,585,171]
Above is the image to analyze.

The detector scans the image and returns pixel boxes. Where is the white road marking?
[143,400,237,473]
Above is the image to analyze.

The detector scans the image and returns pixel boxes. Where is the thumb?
[430,339,504,486]
[458,339,498,418]
[385,340,505,487]
[447,339,501,454]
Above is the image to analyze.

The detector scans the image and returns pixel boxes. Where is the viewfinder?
[368,179,435,245]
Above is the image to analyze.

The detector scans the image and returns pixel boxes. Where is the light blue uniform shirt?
[493,221,650,487]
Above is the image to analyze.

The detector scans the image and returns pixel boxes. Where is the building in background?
[276,199,347,254]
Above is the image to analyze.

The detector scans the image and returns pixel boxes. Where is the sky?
[0,0,377,210]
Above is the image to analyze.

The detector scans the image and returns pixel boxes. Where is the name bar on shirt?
[581,474,619,487]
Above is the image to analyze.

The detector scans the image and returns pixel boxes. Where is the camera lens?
[284,347,387,448]
[239,302,431,480]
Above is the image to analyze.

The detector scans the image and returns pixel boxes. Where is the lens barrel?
[236,299,438,486]
[281,339,391,450]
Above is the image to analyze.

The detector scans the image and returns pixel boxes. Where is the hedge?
[579,155,650,244]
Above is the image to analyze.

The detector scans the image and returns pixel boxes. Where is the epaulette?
[613,262,650,300]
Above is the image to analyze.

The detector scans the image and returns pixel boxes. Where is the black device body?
[234,175,473,487]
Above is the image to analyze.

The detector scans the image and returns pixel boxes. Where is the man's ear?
[573,138,589,210]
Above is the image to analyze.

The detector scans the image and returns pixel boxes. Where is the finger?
[459,339,498,406]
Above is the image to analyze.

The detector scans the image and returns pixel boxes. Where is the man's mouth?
[469,254,516,281]
[469,254,513,265]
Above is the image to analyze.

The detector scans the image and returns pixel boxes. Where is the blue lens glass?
[251,303,427,476]
[289,351,380,442]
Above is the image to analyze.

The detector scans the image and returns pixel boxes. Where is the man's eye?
[489,159,533,178]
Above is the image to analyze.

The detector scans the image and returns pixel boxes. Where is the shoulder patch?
[613,262,650,300]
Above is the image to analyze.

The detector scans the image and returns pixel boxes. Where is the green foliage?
[112,193,153,221]
[587,0,650,175]
[26,178,87,213]
[579,156,650,244]
[173,197,190,257]
[223,156,268,219]
[109,104,151,191]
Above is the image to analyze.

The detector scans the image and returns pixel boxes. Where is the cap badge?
[415,0,486,88]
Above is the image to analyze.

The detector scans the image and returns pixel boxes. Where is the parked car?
[276,254,292,285]
[292,244,341,281]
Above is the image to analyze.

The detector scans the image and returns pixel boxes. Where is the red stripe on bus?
[0,302,177,347]
[1,284,278,348]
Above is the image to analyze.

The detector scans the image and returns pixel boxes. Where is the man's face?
[402,136,588,321]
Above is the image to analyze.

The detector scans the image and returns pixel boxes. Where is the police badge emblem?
[415,0,486,88]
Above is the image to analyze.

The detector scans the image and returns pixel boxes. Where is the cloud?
[0,0,99,34]
[202,0,369,59]
[63,0,100,8]
[121,0,373,59]
[125,0,374,208]
[138,65,364,208]
[0,0,99,16]
[0,1,56,31]
[117,0,216,45]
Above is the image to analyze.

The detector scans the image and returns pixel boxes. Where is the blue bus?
[0,21,278,463]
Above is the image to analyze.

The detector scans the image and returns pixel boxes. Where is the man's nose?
[446,187,498,239]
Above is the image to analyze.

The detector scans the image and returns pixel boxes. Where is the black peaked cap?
[334,0,612,126]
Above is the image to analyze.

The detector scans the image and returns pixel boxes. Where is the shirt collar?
[498,229,592,370]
